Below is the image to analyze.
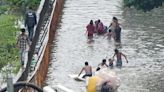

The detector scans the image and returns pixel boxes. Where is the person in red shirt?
[86,20,95,38]
[97,19,104,34]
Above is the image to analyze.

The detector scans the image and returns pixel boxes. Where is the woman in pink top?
[97,19,104,34]
[86,20,95,38]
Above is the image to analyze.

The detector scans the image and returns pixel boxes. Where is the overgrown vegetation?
[123,0,164,12]
[1,0,41,11]
[0,14,20,71]
[0,0,41,73]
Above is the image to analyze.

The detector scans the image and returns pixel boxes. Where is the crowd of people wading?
[86,17,121,44]
[80,16,129,92]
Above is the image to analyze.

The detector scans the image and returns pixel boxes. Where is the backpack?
[25,11,37,27]
[101,82,114,92]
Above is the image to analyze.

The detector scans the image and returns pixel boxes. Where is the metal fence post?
[7,77,14,92]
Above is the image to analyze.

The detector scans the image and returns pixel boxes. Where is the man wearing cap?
[16,28,30,67]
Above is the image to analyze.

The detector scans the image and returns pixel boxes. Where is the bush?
[123,0,164,12]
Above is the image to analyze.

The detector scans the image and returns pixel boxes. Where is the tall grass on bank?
[0,14,20,73]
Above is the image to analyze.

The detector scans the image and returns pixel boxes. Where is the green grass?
[12,60,21,74]
[0,14,20,73]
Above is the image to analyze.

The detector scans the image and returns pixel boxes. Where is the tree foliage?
[1,0,41,12]
[124,0,164,12]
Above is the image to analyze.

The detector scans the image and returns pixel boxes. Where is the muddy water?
[45,0,164,92]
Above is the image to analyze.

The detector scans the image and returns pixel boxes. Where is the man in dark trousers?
[25,7,37,41]
[115,26,121,43]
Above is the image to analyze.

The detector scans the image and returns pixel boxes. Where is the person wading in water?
[109,17,121,43]
[113,49,128,68]
[78,61,92,78]
[86,20,95,39]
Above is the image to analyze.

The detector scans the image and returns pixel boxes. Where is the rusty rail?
[27,0,64,88]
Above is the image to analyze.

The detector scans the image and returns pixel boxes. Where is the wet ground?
[45,0,164,92]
